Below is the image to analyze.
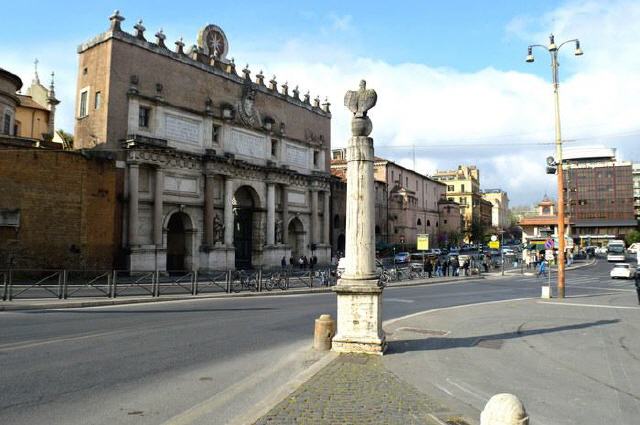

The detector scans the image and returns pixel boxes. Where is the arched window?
[436,221,439,227]
[427,219,431,227]
[333,214,340,228]
[417,218,422,226]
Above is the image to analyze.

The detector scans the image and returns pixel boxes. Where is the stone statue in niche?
[213,214,224,244]
[275,218,283,244]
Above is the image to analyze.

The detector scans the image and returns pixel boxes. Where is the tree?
[57,129,74,149]
[625,229,640,246]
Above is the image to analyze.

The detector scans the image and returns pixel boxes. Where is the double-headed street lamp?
[526,34,583,299]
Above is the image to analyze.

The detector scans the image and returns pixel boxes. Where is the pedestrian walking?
[281,256,287,269]
[425,260,433,278]
[462,259,470,276]
[451,257,459,276]
[443,258,450,276]
[537,259,546,278]
[435,258,442,277]
[290,255,295,267]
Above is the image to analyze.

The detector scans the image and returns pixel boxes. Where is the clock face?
[198,25,229,60]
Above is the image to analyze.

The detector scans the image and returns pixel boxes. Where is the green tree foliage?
[625,229,640,246]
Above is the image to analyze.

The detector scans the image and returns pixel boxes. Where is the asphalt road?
[0,260,619,424]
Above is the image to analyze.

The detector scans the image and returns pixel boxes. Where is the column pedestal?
[332,280,385,354]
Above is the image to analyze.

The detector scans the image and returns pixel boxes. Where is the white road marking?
[446,378,491,403]
[385,298,415,303]
[539,301,640,310]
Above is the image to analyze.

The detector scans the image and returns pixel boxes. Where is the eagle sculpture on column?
[344,80,377,137]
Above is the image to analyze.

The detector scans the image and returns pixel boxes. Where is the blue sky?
[2,1,639,205]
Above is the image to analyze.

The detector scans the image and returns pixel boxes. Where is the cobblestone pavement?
[254,353,461,425]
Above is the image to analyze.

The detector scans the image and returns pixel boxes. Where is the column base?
[128,246,165,271]
[199,246,235,270]
[332,278,386,355]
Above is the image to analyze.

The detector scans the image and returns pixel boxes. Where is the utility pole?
[527,34,583,299]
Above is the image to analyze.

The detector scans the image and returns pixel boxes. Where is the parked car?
[610,263,636,279]
[409,253,428,270]
[628,242,640,255]
[501,248,515,256]
[337,258,384,278]
[394,251,410,264]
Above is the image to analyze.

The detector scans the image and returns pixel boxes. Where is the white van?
[607,240,626,262]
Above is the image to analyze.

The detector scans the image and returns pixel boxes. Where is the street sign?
[490,235,498,242]
[545,249,555,261]
[417,234,429,251]
[544,238,554,249]
[488,240,500,249]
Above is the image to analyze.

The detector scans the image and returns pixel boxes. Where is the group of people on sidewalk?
[281,255,319,269]
[422,257,470,278]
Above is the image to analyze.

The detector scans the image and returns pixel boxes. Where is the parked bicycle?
[264,271,287,291]
[231,270,258,292]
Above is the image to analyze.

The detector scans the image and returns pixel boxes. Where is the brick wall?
[0,150,122,269]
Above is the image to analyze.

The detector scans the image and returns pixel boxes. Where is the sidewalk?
[252,273,637,425]
[0,275,478,311]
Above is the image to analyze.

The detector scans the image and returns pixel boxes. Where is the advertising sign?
[417,234,429,251]
[488,240,500,249]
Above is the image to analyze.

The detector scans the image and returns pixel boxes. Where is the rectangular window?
[461,184,465,192]
[313,151,319,167]
[79,90,88,117]
[94,91,101,110]
[0,208,20,227]
[271,139,278,157]
[212,124,221,144]
[3,113,10,134]
[405,177,408,186]
[447,185,454,191]
[138,106,150,128]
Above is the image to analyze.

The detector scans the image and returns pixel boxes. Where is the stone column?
[128,163,140,246]
[153,167,164,246]
[311,189,319,246]
[332,80,384,355]
[224,177,234,246]
[282,184,289,245]
[266,183,276,245]
[323,190,331,244]
[204,174,215,247]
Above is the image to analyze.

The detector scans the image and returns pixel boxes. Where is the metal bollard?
[313,314,335,351]
[480,393,529,425]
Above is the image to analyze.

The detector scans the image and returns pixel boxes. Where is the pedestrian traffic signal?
[546,165,557,174]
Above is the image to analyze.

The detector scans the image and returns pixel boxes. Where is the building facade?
[432,165,485,240]
[563,146,637,241]
[74,13,332,271]
[518,196,572,251]
[331,149,452,250]
[0,150,121,269]
[15,63,60,141]
[0,68,22,136]
[633,163,640,222]
[481,189,510,229]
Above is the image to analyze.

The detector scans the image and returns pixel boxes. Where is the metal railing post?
[2,272,7,301]
[258,269,262,292]
[309,270,313,288]
[58,270,64,299]
[107,272,113,298]
[192,270,198,295]
[226,270,231,293]
[7,270,12,301]
[112,270,118,298]
[154,270,160,297]
[63,270,68,299]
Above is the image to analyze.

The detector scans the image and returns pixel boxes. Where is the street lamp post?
[526,34,583,299]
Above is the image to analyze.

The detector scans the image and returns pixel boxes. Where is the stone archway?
[288,217,305,259]
[166,212,194,272]
[233,185,260,269]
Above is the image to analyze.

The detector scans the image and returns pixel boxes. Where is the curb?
[0,276,479,311]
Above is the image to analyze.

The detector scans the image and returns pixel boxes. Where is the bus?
[607,240,626,262]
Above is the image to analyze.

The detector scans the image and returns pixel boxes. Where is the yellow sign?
[488,240,500,249]
[417,234,429,251]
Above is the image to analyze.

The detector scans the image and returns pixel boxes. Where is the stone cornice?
[79,30,331,119]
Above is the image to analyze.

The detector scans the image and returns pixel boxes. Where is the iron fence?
[0,266,338,301]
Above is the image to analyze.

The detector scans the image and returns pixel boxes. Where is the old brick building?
[74,12,332,271]
[0,150,121,269]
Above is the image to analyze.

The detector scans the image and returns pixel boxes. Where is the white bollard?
[480,393,529,425]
